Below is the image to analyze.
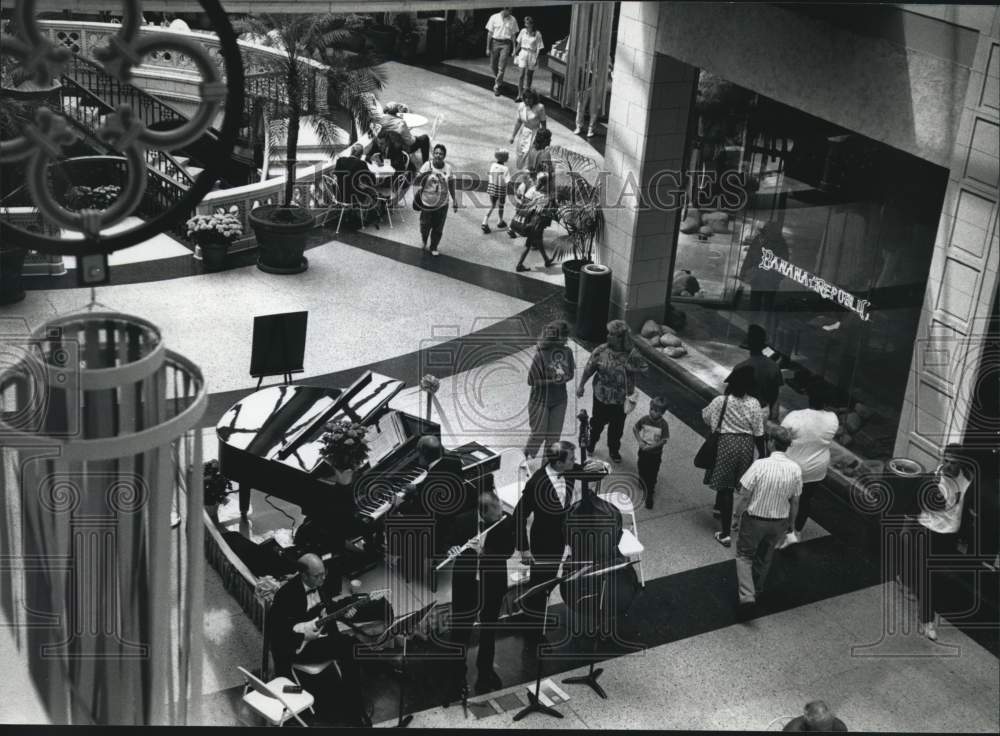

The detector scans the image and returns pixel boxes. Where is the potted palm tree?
[546,146,606,306]
[237,13,386,274]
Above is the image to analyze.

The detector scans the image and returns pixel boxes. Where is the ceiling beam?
[29,0,579,13]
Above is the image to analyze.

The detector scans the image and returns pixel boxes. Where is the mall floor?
[1,62,997,731]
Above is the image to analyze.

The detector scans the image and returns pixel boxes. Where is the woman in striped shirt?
[702,365,767,547]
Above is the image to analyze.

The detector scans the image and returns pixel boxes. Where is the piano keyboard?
[357,468,428,522]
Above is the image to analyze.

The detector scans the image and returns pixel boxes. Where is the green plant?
[234,13,386,217]
[186,206,243,242]
[545,146,605,262]
[65,184,122,211]
[203,460,232,506]
[319,419,370,470]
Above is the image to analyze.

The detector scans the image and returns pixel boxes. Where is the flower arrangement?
[319,419,371,471]
[66,184,122,211]
[203,459,232,506]
[186,206,243,244]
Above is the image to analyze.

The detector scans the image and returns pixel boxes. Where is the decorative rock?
[679,208,701,234]
[665,347,687,358]
[647,334,661,347]
[641,320,661,339]
[660,325,677,336]
[660,334,682,348]
[702,211,731,234]
[845,412,863,433]
[698,225,713,239]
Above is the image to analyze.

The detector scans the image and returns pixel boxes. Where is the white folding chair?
[290,659,342,714]
[237,665,314,727]
[600,489,645,587]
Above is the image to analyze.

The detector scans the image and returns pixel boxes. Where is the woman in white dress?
[509,88,547,171]
[514,16,545,102]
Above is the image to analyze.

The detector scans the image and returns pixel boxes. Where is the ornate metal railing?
[58,72,196,188]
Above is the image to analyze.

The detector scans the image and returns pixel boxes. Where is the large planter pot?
[249,205,314,274]
[366,24,397,55]
[561,258,591,306]
[196,234,230,272]
[0,246,28,305]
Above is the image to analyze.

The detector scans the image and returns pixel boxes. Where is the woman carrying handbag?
[699,365,766,547]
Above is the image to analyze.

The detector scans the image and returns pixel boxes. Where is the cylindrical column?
[0,312,206,725]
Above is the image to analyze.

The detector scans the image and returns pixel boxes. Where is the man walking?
[731,426,801,617]
[485,8,519,96]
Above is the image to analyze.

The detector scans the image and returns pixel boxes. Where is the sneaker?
[515,96,523,103]
[497,220,508,229]
[777,531,800,550]
[432,251,440,257]
[714,532,731,548]
[572,126,582,134]
[507,230,519,239]
[493,86,502,96]
[481,223,491,234]
[919,621,938,641]
[587,128,596,138]
[515,265,530,272]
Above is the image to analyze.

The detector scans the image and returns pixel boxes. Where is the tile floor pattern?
[2,60,997,731]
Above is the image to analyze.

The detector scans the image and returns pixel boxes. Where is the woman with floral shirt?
[576,320,647,463]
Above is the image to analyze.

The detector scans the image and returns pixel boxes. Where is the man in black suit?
[267,553,371,727]
[514,440,605,627]
[332,143,377,212]
[445,490,515,698]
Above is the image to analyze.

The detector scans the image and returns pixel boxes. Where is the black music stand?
[511,564,592,722]
[364,601,437,729]
[562,559,639,699]
[250,311,307,389]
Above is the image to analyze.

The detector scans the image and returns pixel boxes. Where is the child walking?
[633,396,670,509]
[482,149,511,234]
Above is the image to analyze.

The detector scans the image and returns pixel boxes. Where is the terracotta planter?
[249,205,314,274]
[561,258,591,306]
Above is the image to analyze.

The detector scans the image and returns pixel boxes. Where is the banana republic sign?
[759,248,872,321]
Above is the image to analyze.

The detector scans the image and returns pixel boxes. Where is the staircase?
[60,53,255,188]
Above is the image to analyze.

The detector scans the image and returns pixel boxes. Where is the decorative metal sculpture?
[0,0,244,256]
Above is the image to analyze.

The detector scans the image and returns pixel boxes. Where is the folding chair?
[599,489,645,586]
[237,665,314,727]
[291,659,342,715]
[317,174,368,233]
[376,174,409,228]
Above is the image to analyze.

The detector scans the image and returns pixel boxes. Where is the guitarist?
[267,553,371,727]
[445,490,515,698]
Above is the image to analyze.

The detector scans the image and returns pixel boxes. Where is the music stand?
[250,311,308,388]
[510,564,592,722]
[363,601,437,729]
[562,559,639,699]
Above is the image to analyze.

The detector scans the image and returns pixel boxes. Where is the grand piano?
[216,371,501,571]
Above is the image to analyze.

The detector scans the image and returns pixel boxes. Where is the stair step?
[172,156,190,167]
[184,166,204,179]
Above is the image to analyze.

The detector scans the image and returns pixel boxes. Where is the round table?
[400,113,428,129]
[367,163,396,181]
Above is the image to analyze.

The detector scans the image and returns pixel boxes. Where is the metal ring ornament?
[0,0,244,256]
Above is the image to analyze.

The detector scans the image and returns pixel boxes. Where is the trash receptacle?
[576,264,612,342]
[425,17,447,62]
[886,457,926,517]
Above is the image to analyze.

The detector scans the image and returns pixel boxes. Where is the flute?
[435,515,507,572]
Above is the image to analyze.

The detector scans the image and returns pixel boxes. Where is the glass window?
[670,71,947,463]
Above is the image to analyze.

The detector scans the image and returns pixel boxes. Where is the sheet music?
[367,412,405,466]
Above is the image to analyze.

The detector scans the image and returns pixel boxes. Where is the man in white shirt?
[731,427,802,616]
[485,7,519,95]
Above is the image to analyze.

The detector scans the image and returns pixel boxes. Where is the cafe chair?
[317,175,369,233]
[237,665,314,727]
[376,175,408,228]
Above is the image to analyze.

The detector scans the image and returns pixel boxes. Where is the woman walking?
[702,364,766,547]
[900,444,974,641]
[414,143,459,256]
[778,380,838,548]
[524,320,575,464]
[510,88,547,171]
[514,172,554,272]
[514,16,544,102]
[576,320,647,464]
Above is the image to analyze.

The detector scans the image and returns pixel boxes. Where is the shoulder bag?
[694,396,729,470]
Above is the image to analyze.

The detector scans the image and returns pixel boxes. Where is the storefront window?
[671,71,947,463]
